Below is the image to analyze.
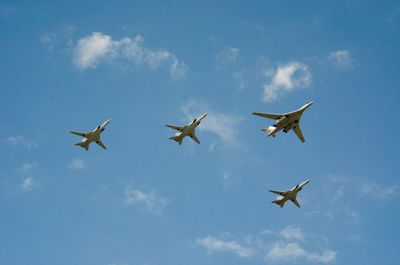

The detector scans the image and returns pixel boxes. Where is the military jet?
[70,119,111,150]
[253,102,313,142]
[166,113,208,145]
[269,179,310,208]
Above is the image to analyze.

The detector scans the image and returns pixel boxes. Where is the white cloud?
[40,33,56,51]
[359,181,398,200]
[7,135,37,148]
[20,177,37,192]
[262,61,311,102]
[280,226,304,241]
[196,236,254,258]
[124,187,167,215]
[328,50,354,69]
[208,142,216,152]
[265,242,336,263]
[73,32,112,69]
[197,227,335,263]
[8,135,23,144]
[221,173,232,186]
[324,175,398,203]
[261,229,275,235]
[215,47,240,69]
[233,71,247,91]
[308,250,337,263]
[68,158,86,170]
[19,162,35,175]
[266,242,305,261]
[73,32,187,78]
[180,100,241,144]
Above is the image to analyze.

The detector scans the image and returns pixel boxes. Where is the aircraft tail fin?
[272,200,285,208]
[75,142,89,151]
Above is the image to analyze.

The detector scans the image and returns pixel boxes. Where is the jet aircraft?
[269,179,310,208]
[70,119,111,150]
[166,113,208,145]
[253,102,313,142]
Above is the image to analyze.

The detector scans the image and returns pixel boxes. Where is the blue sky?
[1,1,400,265]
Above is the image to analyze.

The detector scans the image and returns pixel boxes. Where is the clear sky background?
[1,1,399,265]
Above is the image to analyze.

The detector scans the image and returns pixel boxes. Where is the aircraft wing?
[293,125,305,143]
[165,124,185,132]
[291,198,301,208]
[70,131,88,137]
[269,190,284,196]
[96,140,106,150]
[252,112,281,120]
[190,135,200,144]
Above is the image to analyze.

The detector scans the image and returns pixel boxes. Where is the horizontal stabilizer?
[169,136,183,145]
[75,142,89,151]
[272,200,285,208]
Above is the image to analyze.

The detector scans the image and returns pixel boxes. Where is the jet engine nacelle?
[267,126,276,137]
[262,126,276,136]
[283,123,295,133]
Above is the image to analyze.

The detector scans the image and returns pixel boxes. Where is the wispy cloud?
[325,175,398,202]
[124,187,167,215]
[232,71,247,91]
[68,158,86,170]
[20,177,38,192]
[359,180,398,200]
[262,61,311,102]
[215,47,240,69]
[221,172,232,186]
[309,175,398,226]
[7,135,38,148]
[72,32,187,78]
[196,236,254,258]
[17,162,38,192]
[328,50,354,69]
[266,242,336,263]
[197,226,336,263]
[1,6,17,18]
[19,162,35,175]
[279,226,304,241]
[180,100,241,144]
[40,25,75,52]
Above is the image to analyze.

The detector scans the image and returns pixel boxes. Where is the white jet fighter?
[269,179,310,208]
[166,113,208,145]
[253,102,313,142]
[70,119,111,150]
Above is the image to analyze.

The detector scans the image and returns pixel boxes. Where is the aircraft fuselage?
[268,102,312,137]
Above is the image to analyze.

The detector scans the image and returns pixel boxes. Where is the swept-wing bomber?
[70,119,111,151]
[166,113,208,145]
[269,179,310,208]
[253,102,313,142]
